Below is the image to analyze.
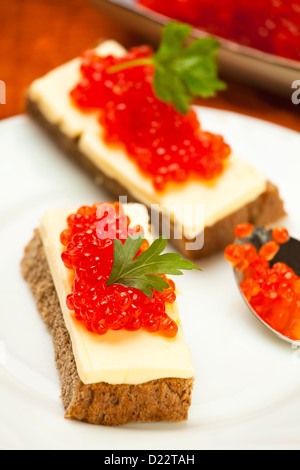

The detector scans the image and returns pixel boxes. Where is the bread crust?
[26,97,286,259]
[21,230,194,425]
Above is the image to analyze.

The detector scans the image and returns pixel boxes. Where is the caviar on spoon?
[225,223,300,346]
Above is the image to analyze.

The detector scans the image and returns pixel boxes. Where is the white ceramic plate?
[0,109,300,450]
[91,0,300,97]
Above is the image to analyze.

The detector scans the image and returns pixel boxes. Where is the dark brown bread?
[26,97,286,259]
[21,230,194,425]
[171,181,286,259]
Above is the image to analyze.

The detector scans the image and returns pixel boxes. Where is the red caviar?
[225,225,300,341]
[60,202,178,337]
[70,47,230,192]
[224,243,246,267]
[139,0,300,61]
[259,240,280,261]
[272,226,290,244]
[234,223,254,239]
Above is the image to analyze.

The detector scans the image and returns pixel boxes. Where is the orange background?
[1,0,300,132]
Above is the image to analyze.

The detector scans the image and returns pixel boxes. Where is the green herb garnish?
[108,21,225,114]
[106,235,201,297]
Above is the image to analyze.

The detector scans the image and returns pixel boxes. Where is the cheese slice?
[28,40,267,239]
[39,203,195,385]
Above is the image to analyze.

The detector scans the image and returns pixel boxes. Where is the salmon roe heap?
[224,225,300,341]
[70,46,230,192]
[60,202,178,338]
[139,0,300,62]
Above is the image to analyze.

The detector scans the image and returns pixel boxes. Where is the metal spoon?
[233,226,300,347]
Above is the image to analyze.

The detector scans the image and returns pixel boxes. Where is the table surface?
[1,0,300,133]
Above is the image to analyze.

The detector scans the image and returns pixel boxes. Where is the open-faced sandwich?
[21,201,198,425]
[26,23,285,258]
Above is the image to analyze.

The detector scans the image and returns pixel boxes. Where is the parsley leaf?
[106,235,201,297]
[154,22,226,113]
[108,21,225,114]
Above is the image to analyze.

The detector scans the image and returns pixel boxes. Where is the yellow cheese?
[39,204,195,385]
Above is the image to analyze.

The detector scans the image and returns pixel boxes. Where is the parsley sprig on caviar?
[108,21,226,114]
[106,235,201,297]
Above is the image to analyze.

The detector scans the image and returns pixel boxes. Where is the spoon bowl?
[233,226,300,347]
